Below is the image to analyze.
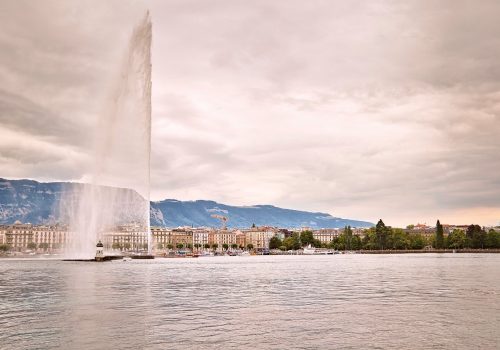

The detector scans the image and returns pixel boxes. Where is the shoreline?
[356,249,500,254]
[1,249,500,260]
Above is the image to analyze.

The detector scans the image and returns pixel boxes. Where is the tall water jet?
[62,13,152,258]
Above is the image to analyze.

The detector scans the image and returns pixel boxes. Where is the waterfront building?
[235,230,246,248]
[209,229,237,250]
[448,225,469,233]
[313,229,341,243]
[151,226,193,250]
[4,222,35,251]
[32,224,68,251]
[0,222,68,252]
[242,227,275,250]
[277,228,293,239]
[151,226,172,249]
[170,228,193,247]
[0,226,6,245]
[102,223,148,251]
[192,228,210,249]
[404,223,450,238]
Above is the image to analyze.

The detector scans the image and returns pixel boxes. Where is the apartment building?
[209,229,237,250]
[0,222,68,252]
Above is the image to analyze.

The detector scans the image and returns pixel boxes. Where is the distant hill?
[151,199,373,228]
[0,178,66,224]
[0,178,373,229]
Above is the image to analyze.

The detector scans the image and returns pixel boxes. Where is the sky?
[1,0,500,227]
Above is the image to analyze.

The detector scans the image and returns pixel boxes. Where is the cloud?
[1,0,500,226]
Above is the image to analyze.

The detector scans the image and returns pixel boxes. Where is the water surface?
[1,254,499,349]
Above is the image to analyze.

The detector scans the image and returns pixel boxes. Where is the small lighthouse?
[95,241,104,261]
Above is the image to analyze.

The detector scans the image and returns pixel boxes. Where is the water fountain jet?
[61,12,152,259]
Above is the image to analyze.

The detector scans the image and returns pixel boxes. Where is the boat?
[199,251,214,257]
[303,245,316,255]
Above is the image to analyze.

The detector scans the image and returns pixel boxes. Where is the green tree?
[343,226,354,250]
[176,243,184,249]
[211,243,218,251]
[334,235,345,251]
[186,243,193,250]
[222,243,229,251]
[375,219,388,250]
[362,227,377,250]
[231,243,238,250]
[351,235,362,250]
[390,228,410,250]
[466,224,486,249]
[435,220,444,249]
[300,230,315,246]
[203,243,210,250]
[283,233,301,250]
[27,242,37,250]
[447,229,466,249]
[269,236,283,249]
[246,243,254,250]
[0,244,11,252]
[39,242,50,251]
[409,234,426,250]
[486,229,500,249]
[167,244,174,250]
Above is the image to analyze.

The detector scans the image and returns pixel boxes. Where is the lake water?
[0,254,499,349]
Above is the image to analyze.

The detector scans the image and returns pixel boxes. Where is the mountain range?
[0,178,373,229]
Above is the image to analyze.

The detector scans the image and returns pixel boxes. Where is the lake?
[0,254,499,349]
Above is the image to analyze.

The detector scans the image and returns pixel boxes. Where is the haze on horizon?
[1,0,499,227]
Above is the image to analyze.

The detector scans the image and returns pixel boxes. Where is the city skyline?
[1,1,500,227]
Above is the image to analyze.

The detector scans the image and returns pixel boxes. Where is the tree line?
[268,220,500,251]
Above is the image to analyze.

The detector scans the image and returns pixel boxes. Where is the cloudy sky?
[1,0,500,226]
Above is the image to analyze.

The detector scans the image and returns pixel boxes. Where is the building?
[151,227,193,250]
[313,229,341,244]
[0,226,5,245]
[242,227,276,250]
[277,228,293,239]
[102,223,149,251]
[235,230,246,248]
[311,228,367,243]
[170,228,193,247]
[192,228,210,249]
[0,222,68,252]
[209,229,237,250]
[151,226,171,249]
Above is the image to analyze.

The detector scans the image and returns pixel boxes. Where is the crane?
[211,214,228,230]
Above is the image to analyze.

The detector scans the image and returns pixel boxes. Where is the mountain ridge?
[0,178,373,228]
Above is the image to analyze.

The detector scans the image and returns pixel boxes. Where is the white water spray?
[62,13,152,258]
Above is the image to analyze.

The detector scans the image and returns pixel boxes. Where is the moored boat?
[303,245,316,255]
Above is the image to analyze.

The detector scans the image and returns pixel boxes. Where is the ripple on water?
[0,254,499,349]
